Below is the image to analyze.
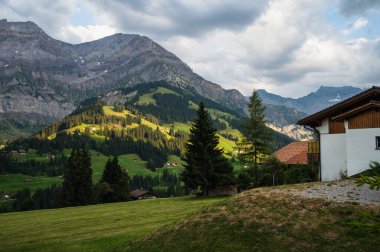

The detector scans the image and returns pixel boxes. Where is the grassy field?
[0,196,224,252]
[128,186,380,251]
[135,87,179,106]
[2,150,184,193]
[0,174,62,193]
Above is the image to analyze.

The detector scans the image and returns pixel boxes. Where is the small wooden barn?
[129,189,157,200]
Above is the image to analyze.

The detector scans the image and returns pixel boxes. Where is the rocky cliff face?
[0,19,247,139]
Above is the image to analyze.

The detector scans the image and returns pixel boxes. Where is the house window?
[376,136,380,150]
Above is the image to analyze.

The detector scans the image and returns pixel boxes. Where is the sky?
[1,0,380,98]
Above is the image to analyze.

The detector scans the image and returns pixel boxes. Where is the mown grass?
[128,187,380,251]
[0,196,224,252]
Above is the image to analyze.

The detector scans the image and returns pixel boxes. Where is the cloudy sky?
[1,0,380,97]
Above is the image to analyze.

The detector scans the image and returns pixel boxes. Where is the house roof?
[298,86,380,127]
[274,141,309,165]
[332,101,380,121]
[129,189,156,198]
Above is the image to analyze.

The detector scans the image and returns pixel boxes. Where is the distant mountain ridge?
[258,86,364,114]
[257,85,365,140]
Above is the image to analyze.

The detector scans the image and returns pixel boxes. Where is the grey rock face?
[0,19,247,133]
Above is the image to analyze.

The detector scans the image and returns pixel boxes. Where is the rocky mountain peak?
[0,19,44,35]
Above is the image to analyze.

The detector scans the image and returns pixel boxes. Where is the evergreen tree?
[181,102,234,195]
[62,149,93,206]
[238,90,273,185]
[100,157,130,202]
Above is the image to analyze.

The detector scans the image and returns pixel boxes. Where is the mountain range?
[258,85,363,115]
[0,19,367,141]
[0,19,245,139]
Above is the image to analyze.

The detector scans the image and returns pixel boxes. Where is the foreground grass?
[0,196,224,252]
[128,187,380,251]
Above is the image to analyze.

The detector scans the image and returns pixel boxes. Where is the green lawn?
[118,153,152,176]
[0,174,62,193]
[0,196,224,252]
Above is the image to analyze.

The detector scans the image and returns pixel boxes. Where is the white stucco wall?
[318,118,329,134]
[346,128,380,176]
[320,133,347,181]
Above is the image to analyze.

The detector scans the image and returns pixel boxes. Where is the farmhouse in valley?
[298,86,380,181]
[129,189,157,200]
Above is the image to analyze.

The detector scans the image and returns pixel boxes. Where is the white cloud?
[162,0,377,97]
[61,25,117,44]
[343,17,368,34]
[0,0,379,98]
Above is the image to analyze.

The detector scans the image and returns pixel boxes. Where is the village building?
[274,141,309,165]
[1,193,12,200]
[298,86,380,181]
[129,189,157,200]
[274,141,320,180]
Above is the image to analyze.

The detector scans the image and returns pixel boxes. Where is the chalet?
[298,86,380,181]
[18,149,27,155]
[129,189,157,200]
[1,193,12,200]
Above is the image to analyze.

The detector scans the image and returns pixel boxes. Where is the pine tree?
[181,102,234,195]
[100,157,129,202]
[62,149,93,206]
[238,90,273,185]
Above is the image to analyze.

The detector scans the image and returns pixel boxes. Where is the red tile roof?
[274,141,309,165]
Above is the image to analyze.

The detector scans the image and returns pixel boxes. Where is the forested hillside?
[0,81,292,213]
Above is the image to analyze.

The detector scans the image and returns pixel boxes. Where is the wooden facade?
[329,120,345,134]
[349,109,380,129]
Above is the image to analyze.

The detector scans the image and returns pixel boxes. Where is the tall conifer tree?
[101,157,129,202]
[62,149,93,206]
[181,102,234,195]
[238,90,272,185]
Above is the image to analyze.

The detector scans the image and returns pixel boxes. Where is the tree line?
[1,149,187,213]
